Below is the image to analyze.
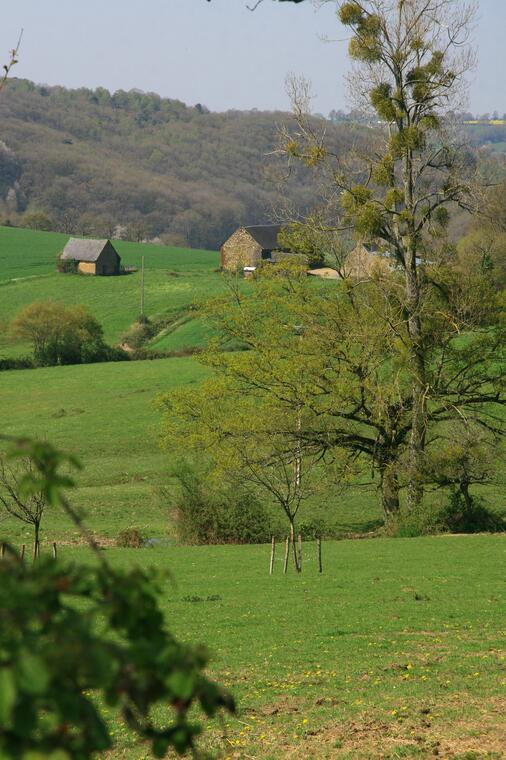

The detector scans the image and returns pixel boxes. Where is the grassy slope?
[0,358,382,543]
[0,226,221,354]
[0,358,210,542]
[62,538,506,758]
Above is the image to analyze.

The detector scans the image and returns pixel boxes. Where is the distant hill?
[0,79,366,250]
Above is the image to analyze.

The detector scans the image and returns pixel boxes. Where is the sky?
[0,0,504,116]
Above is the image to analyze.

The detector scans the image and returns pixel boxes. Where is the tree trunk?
[460,481,474,512]
[404,239,427,511]
[379,463,400,518]
[290,521,301,573]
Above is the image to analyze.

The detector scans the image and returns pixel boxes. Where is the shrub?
[0,356,34,371]
[386,491,506,537]
[116,527,145,548]
[298,517,327,540]
[121,319,155,350]
[436,491,506,533]
[56,255,78,273]
[169,464,273,545]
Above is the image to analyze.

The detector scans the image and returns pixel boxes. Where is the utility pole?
[140,255,145,319]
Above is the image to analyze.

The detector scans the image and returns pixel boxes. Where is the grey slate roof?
[244,224,285,251]
[61,238,112,262]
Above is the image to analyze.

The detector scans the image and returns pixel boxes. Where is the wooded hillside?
[0,79,367,249]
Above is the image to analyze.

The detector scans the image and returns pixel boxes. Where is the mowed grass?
[51,537,506,759]
[0,226,221,354]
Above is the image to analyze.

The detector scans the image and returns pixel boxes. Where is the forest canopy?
[0,78,368,249]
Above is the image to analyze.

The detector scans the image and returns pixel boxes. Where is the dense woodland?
[0,78,374,249]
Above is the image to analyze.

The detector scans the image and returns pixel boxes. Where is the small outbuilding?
[60,238,121,276]
[220,224,290,272]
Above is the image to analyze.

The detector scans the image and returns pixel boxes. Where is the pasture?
[0,357,382,544]
[0,226,221,355]
[34,537,506,759]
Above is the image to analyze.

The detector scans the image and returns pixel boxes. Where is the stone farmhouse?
[60,238,121,276]
[221,225,397,280]
[344,241,391,279]
[220,224,291,272]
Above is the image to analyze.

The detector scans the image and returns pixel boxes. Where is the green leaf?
[167,671,196,701]
[0,668,17,726]
[17,652,50,695]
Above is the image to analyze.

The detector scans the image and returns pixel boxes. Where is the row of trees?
[161,0,506,554]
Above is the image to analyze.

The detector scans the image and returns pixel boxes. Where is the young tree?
[162,375,326,569]
[0,456,47,546]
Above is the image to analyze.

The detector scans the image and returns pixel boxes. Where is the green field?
[30,537,504,759]
[0,226,221,356]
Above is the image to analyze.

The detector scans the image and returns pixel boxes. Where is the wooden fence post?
[1,542,5,559]
[52,542,57,561]
[297,533,302,572]
[269,536,276,575]
[283,536,290,574]
[317,537,323,574]
[20,544,25,561]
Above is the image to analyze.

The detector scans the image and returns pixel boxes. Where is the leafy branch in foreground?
[0,438,234,758]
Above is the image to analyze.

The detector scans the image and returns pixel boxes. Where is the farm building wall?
[221,228,263,271]
[95,242,121,275]
[78,261,96,275]
[345,243,391,279]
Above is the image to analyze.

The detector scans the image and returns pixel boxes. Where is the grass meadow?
[37,538,506,759]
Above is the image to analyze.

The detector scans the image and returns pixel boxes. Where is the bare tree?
[0,457,48,546]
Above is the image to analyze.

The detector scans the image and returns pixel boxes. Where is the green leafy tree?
[10,302,106,366]
[280,0,490,508]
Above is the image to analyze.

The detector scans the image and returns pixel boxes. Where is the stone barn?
[344,241,392,279]
[60,238,121,275]
[220,224,289,272]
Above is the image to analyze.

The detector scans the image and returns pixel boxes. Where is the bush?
[387,491,506,537]
[116,527,145,548]
[56,255,78,273]
[298,517,327,540]
[121,319,155,350]
[436,491,506,533]
[0,356,34,371]
[170,465,273,545]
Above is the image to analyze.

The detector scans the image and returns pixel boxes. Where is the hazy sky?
[0,0,503,115]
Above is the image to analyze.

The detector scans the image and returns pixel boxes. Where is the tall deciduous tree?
[283,0,480,507]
